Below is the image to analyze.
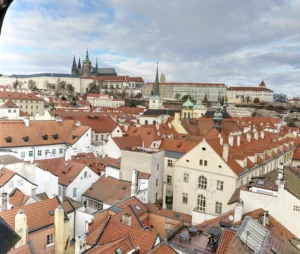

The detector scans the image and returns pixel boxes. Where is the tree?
[88,81,99,94]
[58,80,67,92]
[12,80,21,89]
[181,94,192,103]
[273,93,288,103]
[175,93,180,101]
[246,96,251,103]
[66,84,75,94]
[253,97,260,103]
[28,79,36,90]
[135,93,142,99]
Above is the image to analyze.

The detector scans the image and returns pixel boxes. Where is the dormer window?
[42,134,48,140]
[5,136,12,143]
[52,134,58,140]
[23,136,29,142]
[72,135,77,140]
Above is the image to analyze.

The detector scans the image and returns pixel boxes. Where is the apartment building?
[0,119,92,162]
[171,128,295,225]
[227,81,274,103]
[0,91,44,116]
[86,93,125,108]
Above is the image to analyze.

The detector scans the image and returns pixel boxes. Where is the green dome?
[213,102,223,120]
[182,97,194,109]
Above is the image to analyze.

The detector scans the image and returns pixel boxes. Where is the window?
[204,160,207,166]
[101,135,104,140]
[156,178,158,186]
[20,151,25,158]
[198,176,207,189]
[18,179,23,186]
[200,159,203,166]
[31,106,33,109]
[88,199,93,208]
[294,206,300,212]
[29,151,33,157]
[197,195,206,212]
[157,164,159,170]
[62,187,66,197]
[182,193,188,204]
[84,171,88,178]
[38,150,42,156]
[59,148,63,154]
[8,109,11,113]
[13,110,16,113]
[167,175,172,185]
[156,193,158,202]
[183,173,189,183]
[58,186,62,196]
[52,149,56,155]
[215,202,222,214]
[168,160,173,167]
[47,234,54,246]
[45,149,49,155]
[96,135,98,141]
[36,106,38,109]
[217,180,223,191]
[73,188,77,197]
[241,180,244,186]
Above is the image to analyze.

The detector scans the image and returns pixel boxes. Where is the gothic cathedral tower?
[71,56,77,75]
[149,64,163,109]
[82,50,92,76]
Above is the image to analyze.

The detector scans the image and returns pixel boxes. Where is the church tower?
[213,99,223,132]
[149,64,163,109]
[82,50,92,76]
[71,55,78,75]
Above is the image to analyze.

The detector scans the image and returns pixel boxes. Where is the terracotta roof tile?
[228,86,273,92]
[83,177,131,205]
[159,138,198,153]
[112,135,143,150]
[149,242,177,253]
[111,206,143,229]
[0,197,63,233]
[115,196,148,216]
[147,82,226,87]
[88,237,133,254]
[216,230,236,254]
[0,99,19,109]
[0,91,44,101]
[7,241,34,254]
[0,167,16,187]
[9,189,30,208]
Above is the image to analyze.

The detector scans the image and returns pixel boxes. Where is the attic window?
[218,165,222,168]
[174,213,180,218]
[5,136,12,143]
[116,159,121,164]
[23,136,29,142]
[42,134,48,140]
[115,249,123,254]
[49,210,54,216]
[257,180,265,186]
[202,147,206,151]
[72,135,77,140]
[52,134,58,140]
[135,205,141,211]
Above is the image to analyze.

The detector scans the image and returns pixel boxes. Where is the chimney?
[254,131,258,140]
[124,124,129,132]
[0,192,8,212]
[278,163,284,181]
[222,144,229,162]
[15,210,28,249]
[156,122,159,130]
[75,233,86,254]
[228,134,234,147]
[23,117,29,128]
[131,169,138,197]
[75,120,81,127]
[246,132,251,143]
[220,136,223,145]
[233,200,243,223]
[121,213,132,226]
[55,205,65,254]
[260,130,265,139]
[237,135,241,146]
[262,211,269,227]
[55,115,63,125]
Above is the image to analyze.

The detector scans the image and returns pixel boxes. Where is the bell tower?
[82,50,91,76]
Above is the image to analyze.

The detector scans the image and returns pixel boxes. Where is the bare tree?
[28,79,36,90]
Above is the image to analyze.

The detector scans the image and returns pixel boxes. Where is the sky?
[0,0,300,95]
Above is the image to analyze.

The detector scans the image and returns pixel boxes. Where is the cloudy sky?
[1,0,300,95]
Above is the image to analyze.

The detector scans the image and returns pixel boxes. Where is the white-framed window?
[198,176,207,189]
[294,206,300,212]
[182,193,188,204]
[29,151,33,157]
[59,148,63,154]
[62,187,66,197]
[47,234,54,246]
[204,160,208,166]
[167,159,173,167]
[183,173,189,183]
[38,150,42,156]
[215,202,222,214]
[73,188,77,197]
[84,171,88,178]
[167,175,172,185]
[18,179,23,186]
[52,149,56,155]
[197,195,206,212]
[45,149,49,155]
[96,135,98,141]
[20,151,25,158]
[217,180,223,191]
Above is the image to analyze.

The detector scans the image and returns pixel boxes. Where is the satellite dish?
[229,215,234,221]
[275,180,281,186]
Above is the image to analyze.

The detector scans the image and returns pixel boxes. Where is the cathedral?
[71,50,117,77]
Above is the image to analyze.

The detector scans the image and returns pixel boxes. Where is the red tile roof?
[9,189,30,208]
[147,82,226,87]
[227,86,273,92]
[7,241,34,254]
[0,91,44,101]
[0,167,16,187]
[112,135,143,150]
[149,242,177,253]
[87,237,133,254]
[159,138,198,153]
[216,230,236,254]
[0,99,19,109]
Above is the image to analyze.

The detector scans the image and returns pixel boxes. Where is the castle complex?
[71,50,117,77]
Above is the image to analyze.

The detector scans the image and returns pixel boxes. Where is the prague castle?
[71,50,117,77]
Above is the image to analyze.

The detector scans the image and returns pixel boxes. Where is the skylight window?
[42,134,48,140]
[257,180,265,186]
[52,134,58,140]
[115,249,123,254]
[5,136,12,143]
[23,136,29,142]
[135,205,141,211]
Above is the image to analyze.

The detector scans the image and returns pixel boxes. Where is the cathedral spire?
[72,55,76,65]
[85,49,89,61]
[71,55,77,75]
[78,57,81,69]
[95,57,98,73]
[153,63,160,97]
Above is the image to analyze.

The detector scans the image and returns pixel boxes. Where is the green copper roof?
[153,64,160,97]
[193,100,206,109]
[182,97,194,109]
[213,102,223,120]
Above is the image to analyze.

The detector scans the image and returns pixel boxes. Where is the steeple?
[213,99,223,132]
[95,57,98,73]
[72,55,76,65]
[71,55,77,75]
[153,63,160,97]
[85,50,89,61]
[78,57,81,69]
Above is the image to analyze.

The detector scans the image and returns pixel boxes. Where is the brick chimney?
[260,130,265,139]
[237,135,241,146]
[228,134,234,147]
[75,233,86,254]
[15,210,28,249]
[246,132,251,143]
[254,131,258,140]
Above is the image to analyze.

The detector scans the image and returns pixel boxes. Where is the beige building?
[170,129,295,225]
[0,91,44,116]
[227,81,274,103]
[143,82,227,102]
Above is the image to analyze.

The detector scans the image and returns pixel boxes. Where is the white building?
[87,94,125,108]
[0,100,20,119]
[227,81,274,103]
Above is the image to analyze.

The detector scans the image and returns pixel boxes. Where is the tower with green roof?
[213,100,223,132]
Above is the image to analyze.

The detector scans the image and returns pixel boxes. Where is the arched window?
[184,112,187,118]
[197,195,206,212]
[198,176,207,189]
[145,120,148,125]
[153,120,156,125]
[188,112,190,119]
[84,171,88,178]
